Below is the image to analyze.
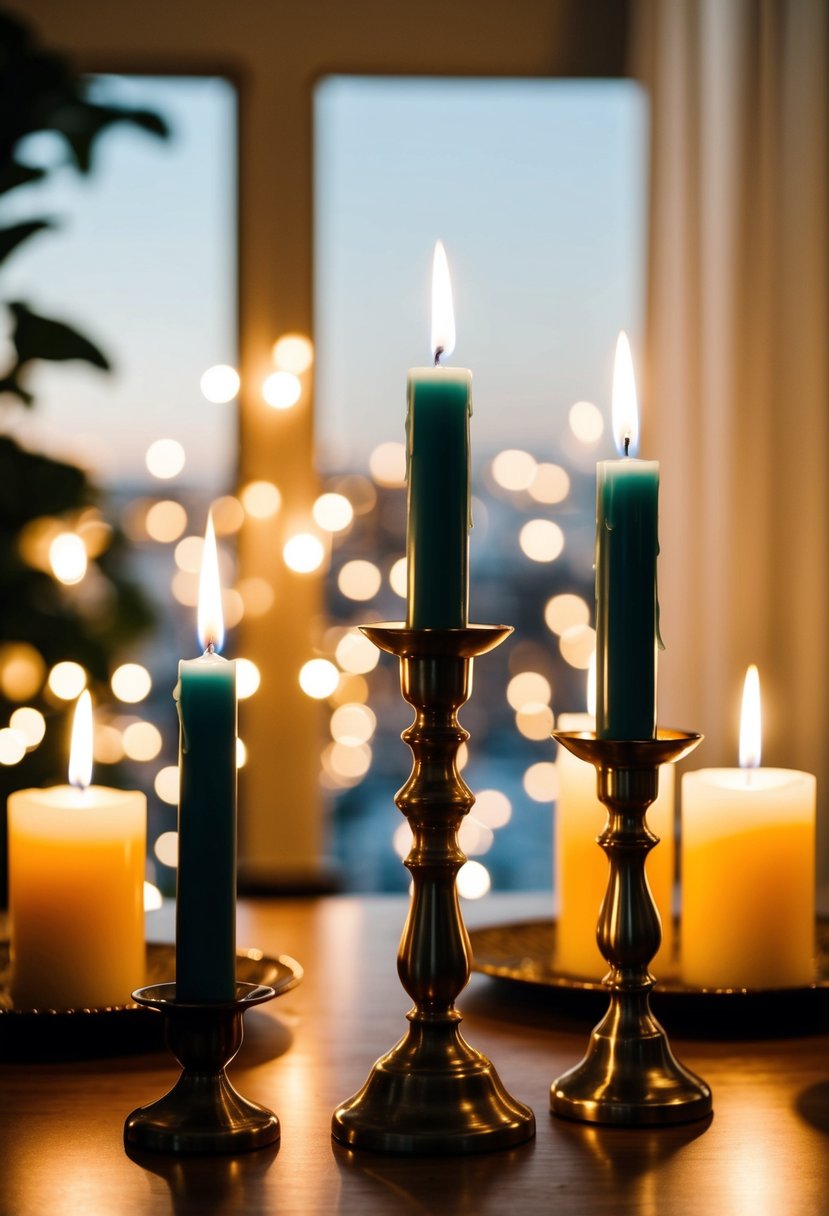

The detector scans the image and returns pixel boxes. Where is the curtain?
[633,0,829,877]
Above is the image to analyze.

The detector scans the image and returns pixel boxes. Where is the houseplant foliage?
[0,11,168,898]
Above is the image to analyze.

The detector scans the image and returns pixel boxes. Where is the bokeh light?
[175,535,203,573]
[211,495,245,536]
[236,737,247,768]
[506,671,552,710]
[544,593,590,636]
[146,500,187,543]
[458,817,494,856]
[388,557,407,598]
[330,673,369,705]
[49,533,87,585]
[528,462,570,504]
[337,560,381,601]
[559,624,597,669]
[330,702,376,746]
[154,765,180,805]
[0,728,26,766]
[473,789,512,828]
[515,702,555,741]
[313,493,354,533]
[272,332,314,374]
[154,830,179,868]
[236,658,261,699]
[392,821,411,860]
[0,643,46,700]
[10,707,45,749]
[262,370,301,409]
[523,761,559,803]
[200,364,240,404]
[111,663,152,704]
[122,721,162,762]
[519,519,565,562]
[335,630,379,674]
[491,449,536,492]
[144,882,163,912]
[299,658,339,699]
[324,740,371,780]
[457,860,491,900]
[283,533,325,574]
[171,570,199,607]
[368,441,406,487]
[145,438,185,480]
[241,480,282,519]
[569,399,605,444]
[47,661,87,701]
[94,722,125,764]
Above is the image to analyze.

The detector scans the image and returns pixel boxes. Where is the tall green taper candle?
[406,240,472,628]
[174,512,237,1002]
[595,332,660,740]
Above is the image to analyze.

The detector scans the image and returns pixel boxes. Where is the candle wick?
[205,642,215,656]
[434,346,444,367]
[624,434,630,457]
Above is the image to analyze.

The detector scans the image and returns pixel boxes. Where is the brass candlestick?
[124,982,281,1154]
[550,730,712,1127]
[332,624,535,1155]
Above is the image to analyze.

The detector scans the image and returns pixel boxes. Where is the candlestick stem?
[332,624,535,1154]
[550,730,712,1126]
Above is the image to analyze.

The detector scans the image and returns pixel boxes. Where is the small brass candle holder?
[332,624,536,1155]
[550,730,713,1127]
[124,981,280,1154]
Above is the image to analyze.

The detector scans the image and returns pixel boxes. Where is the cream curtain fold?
[633,0,829,875]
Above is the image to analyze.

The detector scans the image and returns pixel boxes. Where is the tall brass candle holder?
[124,981,281,1154]
[332,624,535,1155]
[550,730,712,1127]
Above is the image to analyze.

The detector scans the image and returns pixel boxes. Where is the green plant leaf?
[9,301,111,371]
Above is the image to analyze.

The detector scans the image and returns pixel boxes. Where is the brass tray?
[469,919,829,1037]
[0,942,302,1059]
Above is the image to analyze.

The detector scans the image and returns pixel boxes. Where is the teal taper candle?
[174,513,237,1002]
[595,333,660,740]
[405,241,472,628]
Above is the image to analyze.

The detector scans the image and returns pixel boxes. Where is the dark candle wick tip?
[624,435,630,457]
[434,346,444,367]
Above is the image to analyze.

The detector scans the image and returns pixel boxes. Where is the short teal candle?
[405,366,472,629]
[595,455,660,740]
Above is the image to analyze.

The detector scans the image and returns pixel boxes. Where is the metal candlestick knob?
[332,624,535,1155]
[124,981,280,1154]
[550,730,713,1127]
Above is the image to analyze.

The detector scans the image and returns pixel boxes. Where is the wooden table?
[1,893,828,1215]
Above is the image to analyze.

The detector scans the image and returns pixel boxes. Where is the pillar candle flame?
[197,511,224,653]
[430,239,456,363]
[68,689,93,791]
[612,331,639,457]
[739,663,762,769]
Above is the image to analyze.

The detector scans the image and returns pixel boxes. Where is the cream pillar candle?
[681,666,815,989]
[8,692,146,1010]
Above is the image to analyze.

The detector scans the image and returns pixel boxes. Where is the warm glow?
[0,728,26,766]
[48,661,87,701]
[330,673,369,705]
[0,643,45,700]
[431,239,456,361]
[299,659,339,699]
[200,364,240,404]
[491,449,536,492]
[241,480,282,519]
[587,651,597,718]
[144,882,163,912]
[313,492,354,533]
[175,535,203,573]
[560,624,597,669]
[211,495,245,536]
[198,512,224,652]
[473,789,512,828]
[122,721,162,762]
[146,438,185,479]
[519,519,564,562]
[10,706,46,748]
[368,441,407,487]
[236,737,247,768]
[506,671,552,711]
[237,577,275,617]
[330,702,376,746]
[49,533,87,585]
[171,570,199,607]
[389,557,407,598]
[327,740,372,780]
[612,331,639,456]
[544,593,590,636]
[262,370,301,409]
[528,462,570,504]
[154,765,180,805]
[154,830,179,867]
[94,723,125,764]
[523,762,559,803]
[111,663,152,704]
[335,630,379,674]
[338,560,381,601]
[272,332,314,374]
[283,533,325,573]
[569,399,605,445]
[68,690,93,790]
[515,702,555,741]
[392,821,412,859]
[146,500,187,543]
[459,816,494,856]
[236,658,261,699]
[457,860,491,900]
[739,664,762,769]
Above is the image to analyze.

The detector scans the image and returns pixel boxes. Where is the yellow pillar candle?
[681,666,816,988]
[555,710,676,980]
[8,692,146,1010]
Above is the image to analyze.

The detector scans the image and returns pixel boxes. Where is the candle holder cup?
[332,624,535,1155]
[124,981,280,1154]
[550,730,712,1127]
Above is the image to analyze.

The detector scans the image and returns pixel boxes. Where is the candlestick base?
[550,731,712,1127]
[332,625,535,1155]
[124,982,280,1154]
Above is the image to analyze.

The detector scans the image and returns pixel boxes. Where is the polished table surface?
[1,892,829,1216]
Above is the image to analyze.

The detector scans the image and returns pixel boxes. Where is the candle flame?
[739,664,762,769]
[197,511,224,653]
[586,651,597,719]
[612,331,639,457]
[68,689,93,791]
[430,240,456,363]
